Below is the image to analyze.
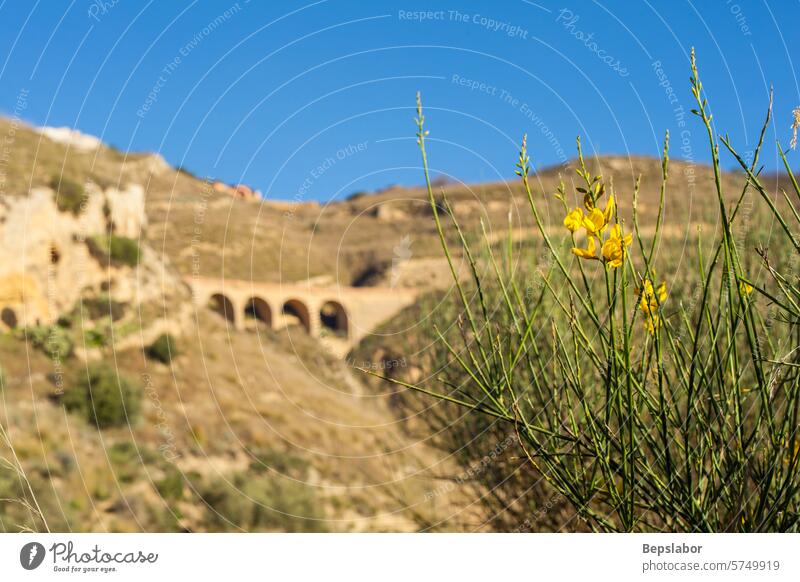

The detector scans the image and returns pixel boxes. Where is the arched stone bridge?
[187,277,419,357]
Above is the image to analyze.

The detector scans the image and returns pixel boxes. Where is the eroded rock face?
[106,184,147,238]
[211,180,261,201]
[0,183,159,329]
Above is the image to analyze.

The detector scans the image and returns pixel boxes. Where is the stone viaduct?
[187,277,419,357]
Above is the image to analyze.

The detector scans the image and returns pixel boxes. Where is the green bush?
[51,176,88,215]
[27,325,73,361]
[146,334,178,364]
[155,467,184,501]
[87,235,140,267]
[83,328,108,349]
[62,363,142,428]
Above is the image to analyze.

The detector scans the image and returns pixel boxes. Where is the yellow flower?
[657,282,667,302]
[580,195,613,236]
[571,235,597,260]
[603,194,615,223]
[638,277,667,334]
[739,281,754,296]
[582,208,606,236]
[601,225,632,268]
[563,207,584,233]
[643,313,662,334]
[638,279,667,314]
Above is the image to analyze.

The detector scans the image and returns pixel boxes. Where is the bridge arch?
[244,297,272,328]
[320,300,348,338]
[282,298,310,332]
[209,293,236,323]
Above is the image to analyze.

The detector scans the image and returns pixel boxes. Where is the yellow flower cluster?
[637,277,667,334]
[564,192,631,268]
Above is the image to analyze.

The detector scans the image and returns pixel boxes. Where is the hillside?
[148,149,795,289]
[0,119,484,532]
[1,310,486,532]
[1,116,795,532]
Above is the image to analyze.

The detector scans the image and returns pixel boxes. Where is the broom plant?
[382,50,800,532]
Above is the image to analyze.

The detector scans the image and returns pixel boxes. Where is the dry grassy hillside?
[0,118,484,532]
[0,310,485,532]
[148,151,794,289]
[0,116,791,289]
[2,115,796,532]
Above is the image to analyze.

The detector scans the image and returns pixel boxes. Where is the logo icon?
[20,542,46,570]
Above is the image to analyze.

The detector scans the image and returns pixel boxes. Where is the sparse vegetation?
[146,333,178,364]
[83,327,109,349]
[190,471,326,532]
[81,294,126,320]
[51,176,87,215]
[62,362,142,428]
[87,234,141,267]
[27,324,73,361]
[155,467,184,501]
[249,448,310,478]
[108,441,145,484]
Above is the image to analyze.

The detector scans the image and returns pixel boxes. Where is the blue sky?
[0,1,797,202]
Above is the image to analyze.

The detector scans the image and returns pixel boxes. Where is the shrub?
[51,176,88,215]
[83,327,109,349]
[399,53,800,533]
[27,325,73,361]
[155,467,184,501]
[63,363,142,428]
[87,235,140,267]
[146,334,178,364]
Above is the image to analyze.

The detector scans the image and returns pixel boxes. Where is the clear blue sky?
[0,1,797,202]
